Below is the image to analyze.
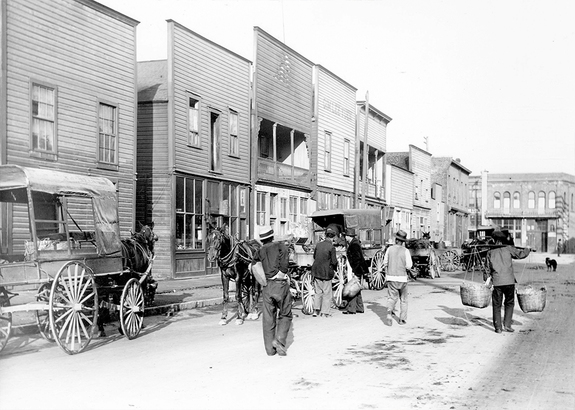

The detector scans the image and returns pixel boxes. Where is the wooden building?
[312,65,357,211]
[0,0,139,253]
[385,162,414,238]
[251,27,314,238]
[137,21,252,279]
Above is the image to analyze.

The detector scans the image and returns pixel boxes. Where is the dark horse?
[206,226,261,325]
[97,222,158,337]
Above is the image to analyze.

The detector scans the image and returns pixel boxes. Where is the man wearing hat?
[487,230,531,333]
[343,228,369,314]
[311,227,339,317]
[383,230,413,326]
[253,226,292,356]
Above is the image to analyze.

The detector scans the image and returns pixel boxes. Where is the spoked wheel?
[0,312,12,353]
[49,261,98,355]
[35,282,54,341]
[440,250,460,272]
[301,271,315,315]
[369,250,386,290]
[120,278,145,340]
[332,255,347,308]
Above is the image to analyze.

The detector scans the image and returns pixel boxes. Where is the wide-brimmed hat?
[259,226,274,241]
[395,230,408,242]
[345,228,356,237]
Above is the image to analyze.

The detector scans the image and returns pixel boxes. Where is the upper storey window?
[31,83,56,156]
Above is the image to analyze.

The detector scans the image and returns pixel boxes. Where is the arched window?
[528,191,535,209]
[538,191,546,210]
[548,191,556,209]
[493,192,501,208]
[513,192,520,208]
[503,192,511,209]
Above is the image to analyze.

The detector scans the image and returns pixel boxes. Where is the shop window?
[175,177,204,250]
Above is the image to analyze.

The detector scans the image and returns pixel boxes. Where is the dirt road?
[0,253,573,410]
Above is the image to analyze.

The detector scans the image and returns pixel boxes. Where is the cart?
[406,239,441,279]
[288,208,387,314]
[0,165,153,355]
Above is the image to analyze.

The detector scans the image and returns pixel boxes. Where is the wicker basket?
[460,282,492,308]
[516,286,546,313]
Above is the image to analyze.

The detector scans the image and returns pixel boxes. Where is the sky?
[102,0,575,176]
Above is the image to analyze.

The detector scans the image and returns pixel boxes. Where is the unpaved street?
[0,253,573,410]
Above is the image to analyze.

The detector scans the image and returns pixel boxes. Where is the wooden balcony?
[257,158,311,189]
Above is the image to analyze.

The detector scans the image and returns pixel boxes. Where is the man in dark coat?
[311,228,338,317]
[487,230,531,333]
[253,226,291,356]
[343,228,369,314]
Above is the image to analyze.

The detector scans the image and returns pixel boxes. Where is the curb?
[10,296,225,337]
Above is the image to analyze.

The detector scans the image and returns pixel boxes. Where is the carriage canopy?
[0,165,121,255]
[310,208,382,231]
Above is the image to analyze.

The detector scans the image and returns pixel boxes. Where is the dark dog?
[545,257,557,271]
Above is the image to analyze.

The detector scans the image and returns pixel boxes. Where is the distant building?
[431,157,471,247]
[469,172,575,252]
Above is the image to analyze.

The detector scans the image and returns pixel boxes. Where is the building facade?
[0,0,139,255]
[431,157,471,247]
[469,172,575,252]
[137,21,252,279]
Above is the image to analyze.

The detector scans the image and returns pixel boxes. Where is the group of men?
[252,224,531,357]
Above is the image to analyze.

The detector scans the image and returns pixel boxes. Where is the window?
[256,192,266,226]
[324,131,331,172]
[493,192,501,208]
[175,177,204,250]
[503,192,510,210]
[98,103,118,165]
[280,197,287,219]
[289,196,298,222]
[549,191,556,209]
[270,193,277,217]
[300,197,308,219]
[538,191,545,210]
[528,191,535,209]
[210,112,221,172]
[513,192,520,208]
[31,83,56,153]
[343,139,350,176]
[229,110,239,157]
[188,96,200,146]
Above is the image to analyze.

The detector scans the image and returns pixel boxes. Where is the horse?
[97,222,158,337]
[206,226,261,325]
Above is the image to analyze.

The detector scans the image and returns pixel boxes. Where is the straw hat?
[258,226,274,241]
[395,230,408,242]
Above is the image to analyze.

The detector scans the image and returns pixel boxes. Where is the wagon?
[288,208,387,315]
[406,239,441,279]
[0,165,153,355]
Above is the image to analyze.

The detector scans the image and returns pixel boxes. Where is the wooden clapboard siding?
[4,0,138,236]
[254,27,313,135]
[409,145,432,209]
[357,105,388,152]
[136,101,172,279]
[315,65,356,194]
[390,165,414,209]
[170,22,251,183]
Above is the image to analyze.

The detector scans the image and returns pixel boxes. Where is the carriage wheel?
[49,261,98,355]
[0,312,12,353]
[120,278,145,340]
[332,256,346,308]
[440,250,460,272]
[301,271,315,315]
[35,282,54,342]
[369,250,386,290]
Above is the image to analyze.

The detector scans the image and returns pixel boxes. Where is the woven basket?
[460,282,492,308]
[516,286,546,313]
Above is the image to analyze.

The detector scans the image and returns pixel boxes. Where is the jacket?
[346,237,369,278]
[488,245,530,286]
[253,241,289,279]
[311,239,338,280]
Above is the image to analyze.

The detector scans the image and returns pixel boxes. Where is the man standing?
[311,228,338,317]
[383,230,412,326]
[487,230,531,333]
[343,228,369,314]
[253,226,292,356]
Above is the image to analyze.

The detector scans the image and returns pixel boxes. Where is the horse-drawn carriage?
[405,237,441,279]
[288,208,388,314]
[0,165,157,355]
